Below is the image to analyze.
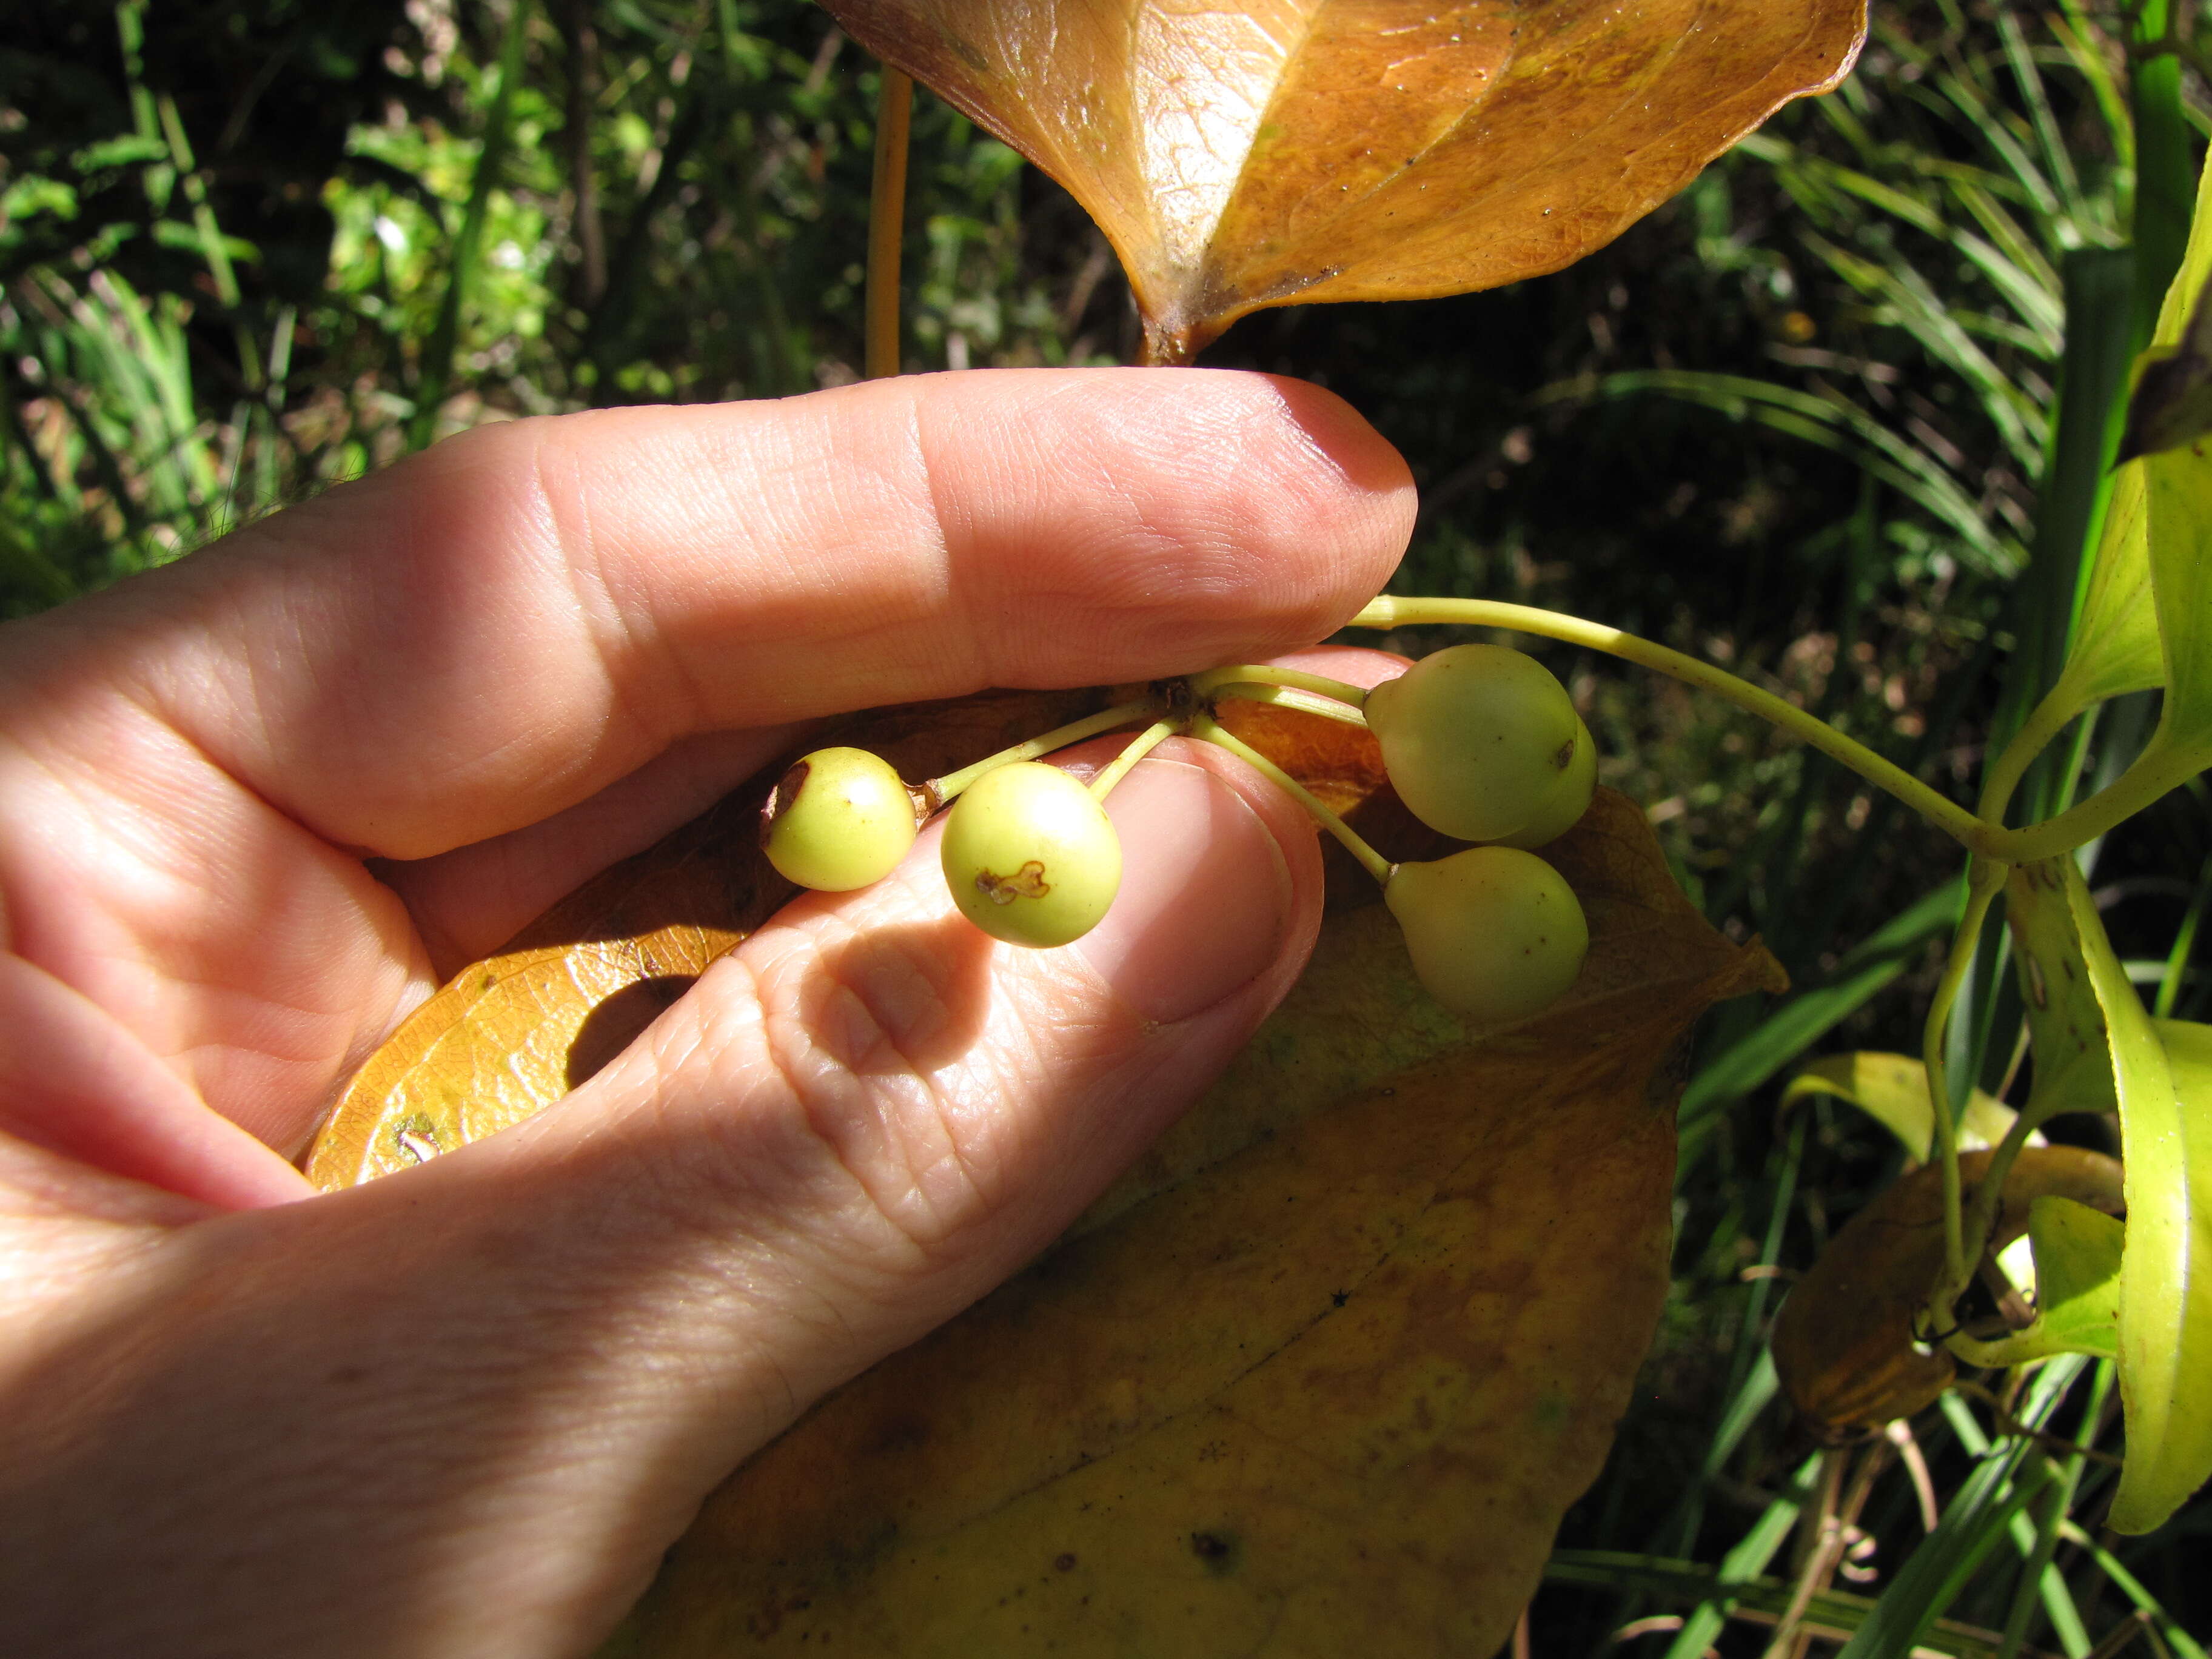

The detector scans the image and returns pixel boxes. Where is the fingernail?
[1074,756,1294,1023]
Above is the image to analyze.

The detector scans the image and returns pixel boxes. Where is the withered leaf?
[600,708,1781,1657]
[824,0,1866,361]
[1772,1146,2125,1443]
[306,690,1110,1188]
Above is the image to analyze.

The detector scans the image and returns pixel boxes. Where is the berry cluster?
[758,644,1594,1024]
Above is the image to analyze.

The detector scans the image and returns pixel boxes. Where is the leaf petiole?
[864,65,913,380]
[1188,663,1372,708]
[1088,719,1180,800]
[1922,856,2011,1313]
[928,700,1157,805]
[1190,713,1395,885]
[1210,682,1372,729]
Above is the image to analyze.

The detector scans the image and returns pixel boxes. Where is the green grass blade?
[1836,1360,2089,1659]
[1678,882,1963,1175]
[407,0,532,450]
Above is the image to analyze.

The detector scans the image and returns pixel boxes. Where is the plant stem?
[927,700,1155,804]
[1924,857,2011,1312]
[1212,683,1372,729]
[1190,714,1394,884]
[1088,720,1178,800]
[864,65,912,381]
[1977,732,2210,864]
[1188,663,1372,708]
[1353,597,1989,851]
[1979,684,2084,827]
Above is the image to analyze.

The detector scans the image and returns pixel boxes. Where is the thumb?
[5,739,1322,1659]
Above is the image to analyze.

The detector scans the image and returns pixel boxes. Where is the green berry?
[941,762,1122,948]
[1491,717,1597,850]
[759,746,919,892]
[1363,644,1581,842]
[1384,846,1588,1023]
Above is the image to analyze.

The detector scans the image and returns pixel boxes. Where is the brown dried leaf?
[823,0,1866,360]
[305,690,1110,1188]
[599,706,1782,1658]
[1772,1146,2127,1442]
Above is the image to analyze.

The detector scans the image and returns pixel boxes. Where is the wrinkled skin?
[0,370,1412,1657]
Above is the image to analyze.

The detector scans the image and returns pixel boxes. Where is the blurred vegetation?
[2,0,2208,1652]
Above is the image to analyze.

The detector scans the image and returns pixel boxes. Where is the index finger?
[9,369,1412,860]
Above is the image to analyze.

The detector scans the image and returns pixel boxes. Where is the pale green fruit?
[1384,846,1588,1024]
[760,746,919,892]
[1492,718,1597,850]
[942,762,1122,948]
[1363,645,1580,842]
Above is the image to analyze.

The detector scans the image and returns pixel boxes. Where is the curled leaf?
[823,0,1867,360]
[1960,1196,2124,1368]
[305,691,1111,1187]
[1781,1050,2030,1165]
[1772,1146,2123,1442]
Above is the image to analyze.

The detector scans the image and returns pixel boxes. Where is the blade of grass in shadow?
[1548,1547,2062,1658]
[2053,1521,2208,1659]
[1657,1455,1822,1659]
[407,0,532,450]
[1678,882,1963,1182]
[1834,1359,2088,1659]
[1996,1361,2112,1659]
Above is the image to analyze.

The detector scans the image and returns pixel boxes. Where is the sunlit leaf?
[1781,1050,2029,1164]
[1771,1145,2122,1441]
[306,690,1111,1187]
[2004,857,2117,1121]
[2040,462,2162,720]
[1962,1196,2123,1366]
[823,0,1867,361]
[2117,270,2212,461]
[606,775,1781,1657]
[2044,153,2212,736]
[2060,860,2212,1533]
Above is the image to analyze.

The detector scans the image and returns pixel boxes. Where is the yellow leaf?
[822,0,1867,361]
[606,789,1781,1655]
[1781,1050,2029,1164]
[305,691,1113,1187]
[316,690,1781,1651]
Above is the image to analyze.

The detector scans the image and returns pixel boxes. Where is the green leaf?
[1834,1360,2085,1659]
[1781,1051,2025,1163]
[2142,440,2212,748]
[2117,270,2212,461]
[2022,1196,2123,1358]
[68,134,170,173]
[2005,859,2118,1119]
[2063,864,2212,1533]
[1960,1196,2123,1366]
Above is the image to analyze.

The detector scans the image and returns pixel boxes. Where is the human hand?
[0,369,1411,1657]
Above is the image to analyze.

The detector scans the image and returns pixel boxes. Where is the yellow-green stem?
[1941,1099,2057,1368]
[1978,683,2085,826]
[1191,714,1394,884]
[1213,683,1372,729]
[1189,663,1371,708]
[1355,596,1988,851]
[1975,731,2210,863]
[929,700,1154,803]
[1089,720,1179,800]
[1923,858,2010,1313]
[863,65,912,381]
